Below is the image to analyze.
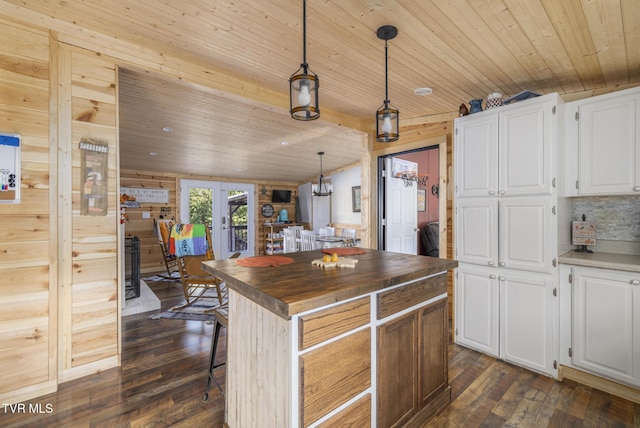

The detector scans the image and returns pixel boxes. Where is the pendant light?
[312,152,332,196]
[290,0,320,121]
[376,25,399,142]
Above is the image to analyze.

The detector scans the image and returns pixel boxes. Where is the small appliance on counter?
[572,214,596,253]
[278,208,289,223]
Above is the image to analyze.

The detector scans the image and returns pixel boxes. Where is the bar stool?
[203,306,228,401]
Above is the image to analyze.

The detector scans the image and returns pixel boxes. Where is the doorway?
[378,145,441,255]
[180,179,255,259]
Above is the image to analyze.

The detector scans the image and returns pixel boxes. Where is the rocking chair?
[169,224,225,312]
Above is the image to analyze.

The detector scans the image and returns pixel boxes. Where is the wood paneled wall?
[0,17,54,403]
[120,170,178,275]
[64,47,119,377]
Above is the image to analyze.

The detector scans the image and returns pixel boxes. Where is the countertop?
[202,249,457,319]
[559,250,640,273]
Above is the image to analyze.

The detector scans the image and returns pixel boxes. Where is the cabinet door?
[499,98,554,196]
[455,264,499,357]
[377,312,418,428]
[455,113,499,197]
[578,91,640,195]
[572,267,640,387]
[500,270,557,377]
[456,198,498,266]
[418,299,448,407]
[499,197,554,273]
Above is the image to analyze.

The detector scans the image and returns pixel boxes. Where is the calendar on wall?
[120,187,169,204]
[0,133,21,204]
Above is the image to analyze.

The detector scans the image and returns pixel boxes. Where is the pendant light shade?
[312,152,332,196]
[290,0,320,121]
[376,25,399,142]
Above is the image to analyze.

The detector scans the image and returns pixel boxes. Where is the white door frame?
[179,179,255,259]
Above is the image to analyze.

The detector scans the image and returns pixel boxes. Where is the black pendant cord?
[384,39,389,107]
[301,0,307,71]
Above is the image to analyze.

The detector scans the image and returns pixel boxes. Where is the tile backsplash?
[571,196,640,241]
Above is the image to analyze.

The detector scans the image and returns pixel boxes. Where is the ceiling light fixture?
[162,127,173,132]
[376,25,399,143]
[289,0,319,121]
[414,87,433,96]
[312,151,332,196]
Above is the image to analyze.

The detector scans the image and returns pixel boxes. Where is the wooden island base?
[203,249,457,427]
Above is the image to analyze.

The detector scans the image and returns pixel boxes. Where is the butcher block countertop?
[559,250,640,273]
[201,248,457,319]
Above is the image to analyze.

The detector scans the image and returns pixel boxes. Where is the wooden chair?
[300,230,316,251]
[170,224,225,312]
[341,228,357,247]
[282,228,297,253]
[154,219,180,279]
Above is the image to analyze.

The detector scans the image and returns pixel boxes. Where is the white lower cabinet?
[456,263,558,377]
[569,266,640,388]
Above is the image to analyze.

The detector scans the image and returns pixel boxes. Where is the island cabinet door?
[419,299,448,407]
[377,297,450,428]
[377,311,419,428]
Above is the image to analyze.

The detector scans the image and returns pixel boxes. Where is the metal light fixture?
[376,25,399,142]
[312,152,332,196]
[289,0,319,121]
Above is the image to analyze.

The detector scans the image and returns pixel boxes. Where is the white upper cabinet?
[457,197,554,274]
[455,94,558,198]
[455,113,499,197]
[565,86,640,196]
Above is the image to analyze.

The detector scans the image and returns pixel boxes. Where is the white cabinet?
[564,86,640,196]
[455,264,499,357]
[570,266,640,388]
[455,94,558,198]
[454,94,561,378]
[455,263,557,376]
[456,197,554,274]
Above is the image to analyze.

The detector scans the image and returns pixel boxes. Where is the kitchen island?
[202,248,457,428]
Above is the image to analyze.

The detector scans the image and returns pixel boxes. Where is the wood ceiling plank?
[581,0,628,86]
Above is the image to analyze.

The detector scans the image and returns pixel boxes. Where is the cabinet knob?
[489,274,497,279]
[632,279,640,286]
[499,262,506,267]
[499,190,505,195]
[633,186,640,192]
[488,190,496,195]
[488,261,495,266]
[499,276,506,281]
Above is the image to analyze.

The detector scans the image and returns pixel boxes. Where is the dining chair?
[341,228,357,247]
[300,230,316,251]
[283,228,298,253]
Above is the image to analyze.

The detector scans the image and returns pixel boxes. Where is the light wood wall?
[120,170,178,274]
[0,17,55,402]
[64,46,119,378]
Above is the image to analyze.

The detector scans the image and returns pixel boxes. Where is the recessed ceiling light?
[414,87,433,96]
[162,127,173,132]
[281,141,289,145]
[149,152,158,156]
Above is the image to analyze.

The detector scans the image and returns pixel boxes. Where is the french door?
[180,179,255,259]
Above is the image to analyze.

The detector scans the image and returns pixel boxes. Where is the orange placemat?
[320,247,366,256]
[236,255,294,267]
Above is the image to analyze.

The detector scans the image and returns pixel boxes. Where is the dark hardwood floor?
[3,278,639,427]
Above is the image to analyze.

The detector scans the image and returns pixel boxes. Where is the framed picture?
[352,186,361,212]
[417,188,426,212]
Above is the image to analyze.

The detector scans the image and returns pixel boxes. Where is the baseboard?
[559,365,640,404]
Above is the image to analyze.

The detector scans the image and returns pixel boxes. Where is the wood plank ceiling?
[10,0,640,181]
